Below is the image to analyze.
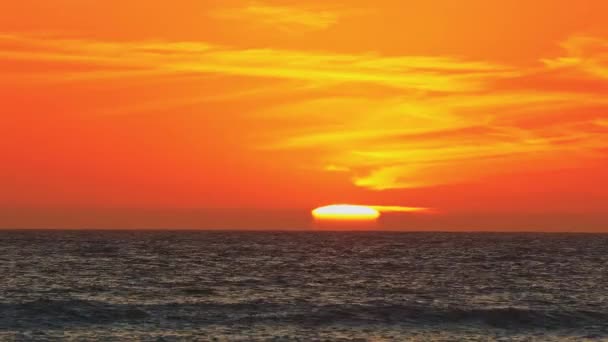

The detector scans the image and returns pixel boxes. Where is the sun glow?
[312,204,381,221]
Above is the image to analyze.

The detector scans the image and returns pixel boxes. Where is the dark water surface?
[1,231,607,341]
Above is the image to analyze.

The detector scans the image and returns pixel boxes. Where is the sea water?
[1,231,607,341]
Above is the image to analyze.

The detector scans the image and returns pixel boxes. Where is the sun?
[311,204,381,221]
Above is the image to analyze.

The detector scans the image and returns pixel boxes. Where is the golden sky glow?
[1,1,608,230]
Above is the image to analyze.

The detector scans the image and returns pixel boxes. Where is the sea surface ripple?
[1,231,607,341]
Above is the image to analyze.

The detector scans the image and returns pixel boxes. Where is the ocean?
[1,231,607,341]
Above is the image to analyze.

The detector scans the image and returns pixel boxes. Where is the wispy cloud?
[2,33,607,191]
[0,33,512,91]
[211,2,339,32]
[371,205,432,213]
[542,35,608,79]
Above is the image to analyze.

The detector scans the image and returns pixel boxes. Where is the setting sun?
[312,204,381,221]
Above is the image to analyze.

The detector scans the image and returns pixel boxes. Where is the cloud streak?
[0,33,512,91]
[210,2,339,32]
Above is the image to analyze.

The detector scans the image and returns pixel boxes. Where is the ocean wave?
[278,304,608,330]
[2,299,607,331]
[0,299,150,327]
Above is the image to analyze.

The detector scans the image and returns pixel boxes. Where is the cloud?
[211,2,339,32]
[253,36,608,190]
[371,205,432,213]
[1,33,607,191]
[542,35,608,79]
[0,33,512,92]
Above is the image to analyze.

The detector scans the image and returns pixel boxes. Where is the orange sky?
[1,0,607,230]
